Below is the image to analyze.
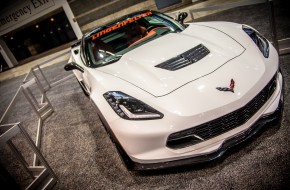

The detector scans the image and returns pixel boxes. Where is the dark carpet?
[0,1,289,189]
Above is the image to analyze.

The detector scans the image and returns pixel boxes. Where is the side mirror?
[177,12,188,24]
[64,62,84,73]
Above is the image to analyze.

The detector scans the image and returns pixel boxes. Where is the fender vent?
[155,44,210,71]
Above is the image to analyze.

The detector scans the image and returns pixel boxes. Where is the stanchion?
[0,49,73,189]
[0,123,58,189]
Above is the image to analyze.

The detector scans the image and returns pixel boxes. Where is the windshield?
[83,11,185,68]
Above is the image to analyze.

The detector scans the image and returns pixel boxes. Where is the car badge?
[216,79,235,93]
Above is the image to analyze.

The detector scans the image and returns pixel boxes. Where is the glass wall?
[2,9,77,61]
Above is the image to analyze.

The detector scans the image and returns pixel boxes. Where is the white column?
[0,38,18,68]
[61,0,83,39]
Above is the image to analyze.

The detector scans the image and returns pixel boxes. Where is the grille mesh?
[167,74,277,149]
[155,44,210,71]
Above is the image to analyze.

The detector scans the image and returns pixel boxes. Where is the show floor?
[0,1,289,189]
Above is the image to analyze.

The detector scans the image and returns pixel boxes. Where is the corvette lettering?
[92,11,153,40]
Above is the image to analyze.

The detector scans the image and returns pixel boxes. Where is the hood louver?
[155,44,210,71]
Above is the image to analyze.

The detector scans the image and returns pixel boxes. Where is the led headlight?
[242,25,269,58]
[103,91,163,120]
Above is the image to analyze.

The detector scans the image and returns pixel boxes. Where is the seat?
[125,22,147,45]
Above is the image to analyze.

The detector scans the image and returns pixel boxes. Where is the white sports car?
[65,10,284,170]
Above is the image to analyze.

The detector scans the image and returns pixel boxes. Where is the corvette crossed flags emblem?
[216,79,235,93]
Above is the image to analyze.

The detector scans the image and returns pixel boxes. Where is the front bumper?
[97,72,284,171]
[100,97,283,171]
[129,99,283,170]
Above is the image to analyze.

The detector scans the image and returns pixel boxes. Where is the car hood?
[97,24,245,97]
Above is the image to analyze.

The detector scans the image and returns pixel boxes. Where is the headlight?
[103,91,163,120]
[242,25,269,58]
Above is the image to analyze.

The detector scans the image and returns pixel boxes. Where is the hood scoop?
[155,44,210,71]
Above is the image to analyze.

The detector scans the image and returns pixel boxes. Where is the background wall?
[68,0,193,33]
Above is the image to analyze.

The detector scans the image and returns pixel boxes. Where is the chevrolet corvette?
[64,10,284,170]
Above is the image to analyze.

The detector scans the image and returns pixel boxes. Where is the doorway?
[2,8,77,62]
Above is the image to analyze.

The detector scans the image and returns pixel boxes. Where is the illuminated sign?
[92,11,153,40]
[0,0,55,32]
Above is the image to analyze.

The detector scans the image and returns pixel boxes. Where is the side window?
[143,15,181,32]
[143,16,168,28]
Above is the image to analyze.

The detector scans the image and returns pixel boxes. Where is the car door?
[65,56,92,96]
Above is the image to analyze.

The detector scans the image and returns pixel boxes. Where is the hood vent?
[155,44,210,71]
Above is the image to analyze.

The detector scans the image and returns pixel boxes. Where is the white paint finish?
[193,22,257,48]
[71,21,282,164]
[108,73,282,162]
[109,80,282,162]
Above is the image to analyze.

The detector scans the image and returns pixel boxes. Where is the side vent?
[155,44,210,71]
